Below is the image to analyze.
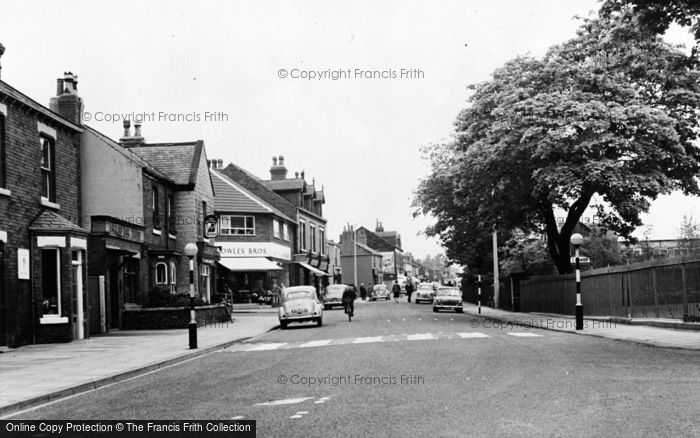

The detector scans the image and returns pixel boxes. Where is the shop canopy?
[296,261,331,276]
[218,257,284,272]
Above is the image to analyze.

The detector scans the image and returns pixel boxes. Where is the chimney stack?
[48,72,83,125]
[218,159,223,169]
[270,154,288,180]
[120,119,145,148]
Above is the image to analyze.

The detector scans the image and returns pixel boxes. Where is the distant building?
[339,225,383,286]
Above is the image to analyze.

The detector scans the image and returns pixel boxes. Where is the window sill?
[152,229,162,236]
[39,316,69,324]
[40,197,60,210]
[0,187,10,197]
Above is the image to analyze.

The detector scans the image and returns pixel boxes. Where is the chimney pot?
[0,43,5,79]
[207,159,212,169]
[217,159,223,169]
[122,119,131,138]
[295,172,299,178]
[278,155,284,166]
[134,121,142,138]
[273,157,278,166]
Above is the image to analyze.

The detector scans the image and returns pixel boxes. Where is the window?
[283,223,289,241]
[155,262,168,284]
[320,227,326,255]
[219,215,255,235]
[273,219,280,238]
[167,194,176,235]
[170,261,177,293]
[299,219,307,251]
[310,223,317,253]
[152,186,161,230]
[0,111,5,189]
[41,249,61,315]
[40,135,56,202]
[200,264,210,303]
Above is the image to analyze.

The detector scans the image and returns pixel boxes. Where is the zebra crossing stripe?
[299,340,333,348]
[407,333,435,341]
[353,336,384,344]
[247,342,287,351]
[457,332,489,338]
[507,332,542,337]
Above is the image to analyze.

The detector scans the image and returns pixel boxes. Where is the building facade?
[0,70,87,347]
[261,156,330,291]
[210,167,295,303]
[339,225,383,287]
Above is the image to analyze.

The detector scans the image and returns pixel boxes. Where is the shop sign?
[218,242,291,260]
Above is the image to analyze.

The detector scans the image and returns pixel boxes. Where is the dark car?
[433,286,463,313]
[322,284,347,310]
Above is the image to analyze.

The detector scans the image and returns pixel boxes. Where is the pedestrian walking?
[392,280,401,303]
[360,283,367,301]
[406,279,414,303]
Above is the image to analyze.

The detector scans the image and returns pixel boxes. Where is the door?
[71,250,84,340]
[0,242,6,346]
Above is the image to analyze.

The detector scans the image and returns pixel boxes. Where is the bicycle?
[343,299,354,322]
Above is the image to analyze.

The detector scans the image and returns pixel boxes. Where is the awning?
[218,257,284,272]
[296,261,331,276]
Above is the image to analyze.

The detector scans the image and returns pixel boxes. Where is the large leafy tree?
[414,10,700,274]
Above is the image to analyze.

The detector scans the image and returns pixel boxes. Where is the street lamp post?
[570,233,584,330]
[184,243,199,348]
[352,226,358,288]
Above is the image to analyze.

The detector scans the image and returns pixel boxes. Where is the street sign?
[204,214,218,238]
[570,256,591,264]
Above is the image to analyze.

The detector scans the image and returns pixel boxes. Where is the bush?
[145,286,205,308]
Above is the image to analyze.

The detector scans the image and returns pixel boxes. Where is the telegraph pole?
[492,225,499,308]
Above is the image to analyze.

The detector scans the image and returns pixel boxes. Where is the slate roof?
[0,81,83,132]
[359,226,401,252]
[264,178,305,191]
[129,142,201,185]
[84,126,173,183]
[29,211,88,234]
[219,163,298,220]
[211,170,294,223]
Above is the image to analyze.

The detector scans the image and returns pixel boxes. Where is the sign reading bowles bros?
[217,242,291,260]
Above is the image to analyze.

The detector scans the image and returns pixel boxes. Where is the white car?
[414,283,436,304]
[279,286,323,329]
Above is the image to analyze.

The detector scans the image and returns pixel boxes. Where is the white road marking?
[407,333,435,341]
[314,400,325,404]
[457,332,490,338]
[296,411,309,414]
[231,416,245,420]
[299,340,333,348]
[247,343,287,351]
[353,336,384,344]
[418,318,422,321]
[254,397,314,406]
[290,415,303,419]
[507,332,543,337]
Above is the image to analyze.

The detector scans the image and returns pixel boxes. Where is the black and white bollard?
[571,233,584,330]
[477,274,482,315]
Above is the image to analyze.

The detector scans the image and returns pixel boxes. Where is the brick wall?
[0,100,81,347]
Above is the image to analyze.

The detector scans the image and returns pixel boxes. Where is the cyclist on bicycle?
[342,284,357,317]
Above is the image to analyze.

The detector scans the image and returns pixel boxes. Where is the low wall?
[122,305,231,330]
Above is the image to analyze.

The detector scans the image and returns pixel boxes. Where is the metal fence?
[517,259,700,320]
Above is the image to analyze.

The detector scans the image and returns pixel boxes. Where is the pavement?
[462,302,700,350]
[0,312,280,418]
[1,299,698,419]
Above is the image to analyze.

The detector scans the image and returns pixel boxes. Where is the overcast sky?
[1,0,697,258]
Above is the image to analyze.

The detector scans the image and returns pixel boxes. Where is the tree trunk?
[541,191,594,274]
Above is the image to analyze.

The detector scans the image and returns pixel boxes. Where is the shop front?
[217,242,291,303]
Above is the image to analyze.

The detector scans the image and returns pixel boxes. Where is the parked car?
[279,286,323,329]
[432,286,463,313]
[371,284,390,301]
[414,283,436,304]
[322,284,346,309]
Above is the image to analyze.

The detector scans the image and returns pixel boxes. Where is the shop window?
[41,248,61,315]
[40,135,56,202]
[155,262,168,284]
[220,215,255,235]
[283,223,289,241]
[200,264,210,303]
[273,220,280,238]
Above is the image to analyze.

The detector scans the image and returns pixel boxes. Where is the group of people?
[391,279,414,303]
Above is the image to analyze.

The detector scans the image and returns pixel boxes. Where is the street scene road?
[11,300,700,437]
